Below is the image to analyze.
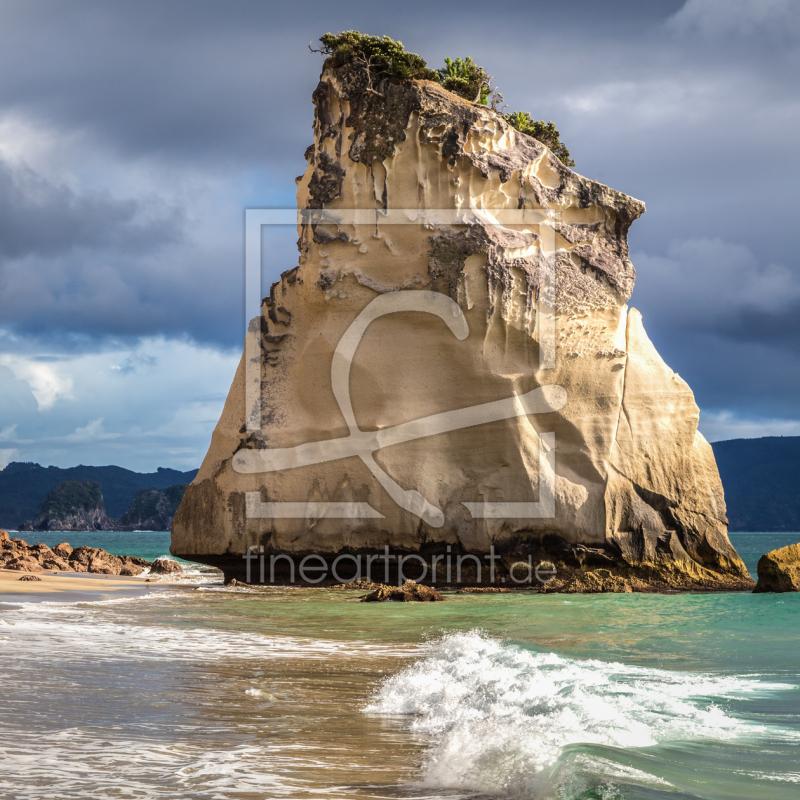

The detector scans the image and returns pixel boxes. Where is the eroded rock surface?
[172,56,751,591]
[755,544,800,593]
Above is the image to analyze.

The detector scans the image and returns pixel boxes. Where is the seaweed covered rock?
[361,580,443,602]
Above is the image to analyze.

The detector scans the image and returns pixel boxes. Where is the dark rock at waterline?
[148,557,183,575]
[361,580,443,602]
[754,544,800,593]
[18,574,41,582]
[456,586,512,594]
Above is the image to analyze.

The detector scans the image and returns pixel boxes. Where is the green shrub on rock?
[503,111,575,166]
[317,31,438,81]
[437,56,494,105]
[313,32,574,166]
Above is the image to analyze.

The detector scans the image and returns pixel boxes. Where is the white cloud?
[0,448,18,469]
[0,336,239,471]
[64,418,119,443]
[700,409,800,442]
[0,423,16,440]
[0,355,74,410]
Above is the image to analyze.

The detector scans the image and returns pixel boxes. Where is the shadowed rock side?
[172,57,751,591]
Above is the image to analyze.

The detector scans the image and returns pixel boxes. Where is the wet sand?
[0,568,158,602]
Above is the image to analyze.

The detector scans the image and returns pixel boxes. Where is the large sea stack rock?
[754,544,800,593]
[172,54,751,590]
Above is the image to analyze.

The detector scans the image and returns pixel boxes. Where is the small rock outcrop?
[18,574,42,582]
[1,532,152,576]
[117,484,187,531]
[754,544,800,593]
[361,580,443,602]
[172,37,751,592]
[148,557,184,575]
[68,546,150,576]
[31,480,115,532]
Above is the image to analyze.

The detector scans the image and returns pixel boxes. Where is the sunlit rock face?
[172,59,751,589]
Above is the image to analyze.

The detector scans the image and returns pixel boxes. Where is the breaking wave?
[366,631,793,798]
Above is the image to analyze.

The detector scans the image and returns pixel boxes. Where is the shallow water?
[0,532,798,799]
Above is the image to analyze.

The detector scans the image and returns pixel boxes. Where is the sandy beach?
[0,567,156,601]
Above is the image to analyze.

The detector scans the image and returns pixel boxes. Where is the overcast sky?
[0,0,798,471]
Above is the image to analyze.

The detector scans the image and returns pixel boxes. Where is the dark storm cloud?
[0,156,181,259]
[0,0,798,442]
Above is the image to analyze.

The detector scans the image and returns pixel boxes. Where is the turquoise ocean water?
[0,531,798,799]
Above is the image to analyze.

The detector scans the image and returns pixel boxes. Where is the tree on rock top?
[317,31,438,81]
[437,56,494,105]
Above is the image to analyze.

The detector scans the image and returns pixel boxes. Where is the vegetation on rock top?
[317,31,438,81]
[503,111,575,167]
[315,31,575,166]
[437,56,495,106]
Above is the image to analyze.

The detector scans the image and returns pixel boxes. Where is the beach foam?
[366,631,793,797]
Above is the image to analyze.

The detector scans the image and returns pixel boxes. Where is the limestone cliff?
[172,55,751,590]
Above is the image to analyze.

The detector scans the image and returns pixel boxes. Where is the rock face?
[118,485,187,531]
[31,480,116,532]
[172,55,751,591]
[754,544,800,593]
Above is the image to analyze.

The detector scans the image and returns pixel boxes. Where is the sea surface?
[0,531,798,800]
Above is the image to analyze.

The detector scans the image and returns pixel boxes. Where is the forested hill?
[711,437,800,532]
[0,462,198,529]
[1,437,798,532]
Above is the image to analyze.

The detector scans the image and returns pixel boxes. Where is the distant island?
[0,462,197,531]
[16,478,188,532]
[0,436,797,532]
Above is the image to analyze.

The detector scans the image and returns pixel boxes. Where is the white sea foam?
[365,631,794,797]
[142,555,224,585]
[3,602,411,664]
[0,729,306,799]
